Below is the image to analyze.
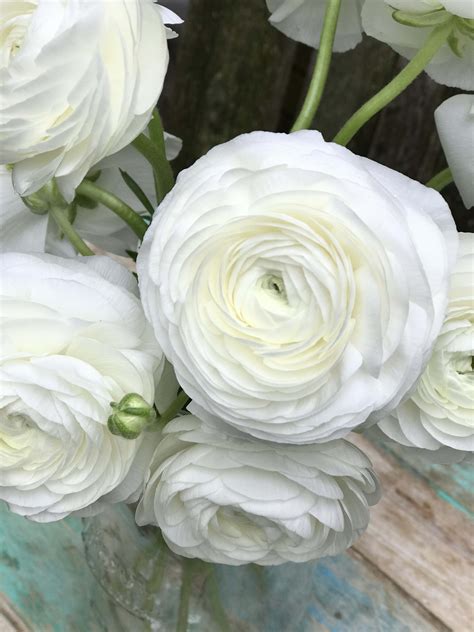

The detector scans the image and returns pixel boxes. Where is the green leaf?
[119,168,155,216]
[392,8,451,28]
[125,249,138,262]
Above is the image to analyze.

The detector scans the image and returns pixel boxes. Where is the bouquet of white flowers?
[1,1,472,629]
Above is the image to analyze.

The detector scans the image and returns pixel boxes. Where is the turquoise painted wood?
[1,443,472,631]
[366,429,474,517]
[0,503,142,632]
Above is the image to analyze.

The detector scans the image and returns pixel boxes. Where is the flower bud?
[22,180,67,215]
[108,393,157,440]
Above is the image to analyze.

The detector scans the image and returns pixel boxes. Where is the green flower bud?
[107,393,157,440]
[22,179,69,215]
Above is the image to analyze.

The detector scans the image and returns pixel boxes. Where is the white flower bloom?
[361,0,474,90]
[266,0,363,52]
[137,131,457,444]
[0,252,165,522]
[435,94,474,209]
[136,411,381,566]
[0,134,182,257]
[0,0,182,200]
[377,233,474,464]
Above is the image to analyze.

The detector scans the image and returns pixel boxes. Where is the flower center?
[260,273,288,304]
[0,1,37,69]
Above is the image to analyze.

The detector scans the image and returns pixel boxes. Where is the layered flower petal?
[266,0,363,52]
[0,0,180,199]
[435,94,474,209]
[136,410,381,566]
[362,0,474,90]
[377,233,474,463]
[0,252,164,521]
[0,133,182,257]
[137,130,457,444]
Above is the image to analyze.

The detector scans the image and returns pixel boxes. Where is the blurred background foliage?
[161,0,472,232]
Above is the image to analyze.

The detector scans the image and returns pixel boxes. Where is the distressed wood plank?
[366,429,474,517]
[300,550,448,632]
[0,596,30,632]
[0,504,145,632]
[351,436,474,631]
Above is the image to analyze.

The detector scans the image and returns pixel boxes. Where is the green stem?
[133,115,174,205]
[176,559,195,632]
[143,533,169,613]
[333,19,454,146]
[291,0,342,132]
[426,166,453,191]
[76,180,148,240]
[158,391,190,427]
[49,206,94,256]
[206,566,230,631]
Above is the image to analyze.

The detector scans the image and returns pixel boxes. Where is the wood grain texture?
[351,436,474,631]
[162,0,297,171]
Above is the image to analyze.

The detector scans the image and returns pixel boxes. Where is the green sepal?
[391,8,451,28]
[107,393,157,440]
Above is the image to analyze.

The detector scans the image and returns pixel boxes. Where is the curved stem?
[49,206,94,256]
[76,180,148,240]
[426,166,453,191]
[291,0,342,132]
[157,391,190,427]
[176,559,195,632]
[333,19,454,146]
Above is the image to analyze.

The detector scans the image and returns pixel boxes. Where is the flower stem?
[157,391,190,427]
[49,206,94,256]
[333,19,454,146]
[426,166,453,191]
[206,565,230,631]
[176,559,195,632]
[291,0,342,132]
[76,180,148,239]
[133,112,174,204]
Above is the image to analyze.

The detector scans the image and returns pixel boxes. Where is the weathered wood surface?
[162,0,297,172]
[1,434,472,631]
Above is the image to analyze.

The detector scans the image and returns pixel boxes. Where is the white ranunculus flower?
[0,0,182,200]
[361,0,474,90]
[377,233,473,464]
[0,134,182,257]
[435,94,474,209]
[266,0,363,52]
[136,410,381,566]
[137,131,457,444]
[0,252,165,522]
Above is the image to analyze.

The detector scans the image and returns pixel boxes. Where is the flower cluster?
[0,0,472,572]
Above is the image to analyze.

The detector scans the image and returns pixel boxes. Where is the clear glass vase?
[82,503,314,631]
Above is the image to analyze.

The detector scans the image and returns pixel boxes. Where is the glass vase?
[82,503,314,631]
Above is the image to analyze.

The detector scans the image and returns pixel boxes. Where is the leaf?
[125,249,138,262]
[120,169,155,216]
